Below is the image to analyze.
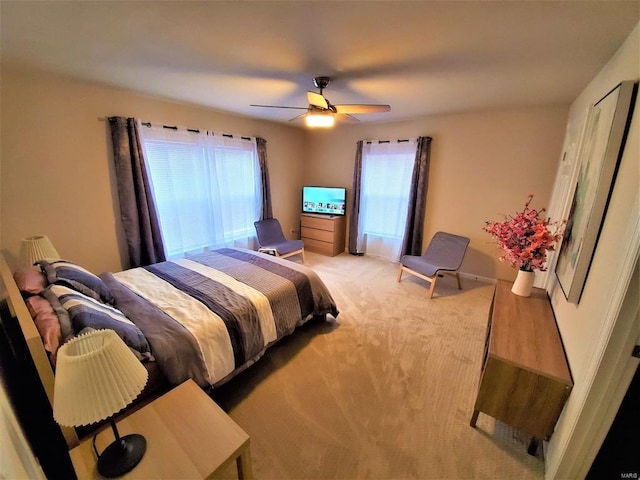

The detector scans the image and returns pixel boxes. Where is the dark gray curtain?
[401,136,432,256]
[108,117,166,267]
[348,140,364,254]
[256,137,273,220]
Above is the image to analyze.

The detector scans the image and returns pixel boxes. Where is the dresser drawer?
[303,237,336,256]
[301,215,335,232]
[301,227,334,243]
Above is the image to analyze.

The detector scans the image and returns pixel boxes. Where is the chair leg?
[397,266,404,282]
[427,276,438,299]
[455,272,462,290]
[277,249,304,262]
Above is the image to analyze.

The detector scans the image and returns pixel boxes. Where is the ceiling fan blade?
[289,112,308,122]
[307,92,328,109]
[334,104,391,114]
[250,104,308,110]
[335,113,360,123]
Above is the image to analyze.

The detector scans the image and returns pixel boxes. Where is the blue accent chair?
[254,218,305,262]
[397,231,470,298]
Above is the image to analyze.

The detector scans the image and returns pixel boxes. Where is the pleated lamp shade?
[20,235,60,266]
[53,329,148,427]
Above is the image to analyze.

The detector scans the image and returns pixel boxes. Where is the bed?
[0,247,338,448]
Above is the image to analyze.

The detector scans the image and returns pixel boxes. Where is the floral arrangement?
[483,195,565,272]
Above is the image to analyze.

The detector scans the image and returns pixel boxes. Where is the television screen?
[302,186,346,216]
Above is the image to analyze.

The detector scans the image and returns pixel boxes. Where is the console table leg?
[527,437,539,456]
[470,410,480,427]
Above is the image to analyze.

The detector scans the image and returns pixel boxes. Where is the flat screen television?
[302,186,346,216]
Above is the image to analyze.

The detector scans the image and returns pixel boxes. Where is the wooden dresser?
[470,280,572,453]
[301,214,346,256]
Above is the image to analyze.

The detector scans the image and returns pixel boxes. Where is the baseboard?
[458,271,496,284]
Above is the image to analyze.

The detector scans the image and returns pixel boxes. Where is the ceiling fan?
[250,76,391,127]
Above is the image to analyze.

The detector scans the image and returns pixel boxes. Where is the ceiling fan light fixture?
[305,112,335,128]
[251,76,389,126]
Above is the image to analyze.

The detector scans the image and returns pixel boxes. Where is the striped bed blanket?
[101,248,338,388]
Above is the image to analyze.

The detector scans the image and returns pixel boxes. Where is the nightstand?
[70,379,252,479]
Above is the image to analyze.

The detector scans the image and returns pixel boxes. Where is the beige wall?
[1,69,306,273]
[544,23,639,479]
[305,107,569,280]
[1,68,569,282]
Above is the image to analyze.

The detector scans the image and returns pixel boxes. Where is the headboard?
[0,252,78,448]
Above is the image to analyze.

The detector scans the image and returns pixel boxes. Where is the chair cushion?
[254,218,287,245]
[270,239,304,255]
[255,218,304,255]
[400,255,441,278]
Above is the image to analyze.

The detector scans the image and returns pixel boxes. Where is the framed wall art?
[555,80,637,303]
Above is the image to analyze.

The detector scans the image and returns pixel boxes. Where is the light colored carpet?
[213,252,545,480]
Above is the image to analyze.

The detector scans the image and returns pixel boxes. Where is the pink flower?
[483,196,564,271]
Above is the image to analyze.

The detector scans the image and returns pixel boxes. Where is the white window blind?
[358,139,417,261]
[139,123,262,259]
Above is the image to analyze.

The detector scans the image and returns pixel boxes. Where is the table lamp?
[53,329,148,477]
[20,235,60,266]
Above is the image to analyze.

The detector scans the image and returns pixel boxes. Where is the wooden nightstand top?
[70,379,252,479]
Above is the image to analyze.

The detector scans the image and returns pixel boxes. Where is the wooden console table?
[470,280,572,454]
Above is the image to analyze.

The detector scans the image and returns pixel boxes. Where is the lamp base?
[97,434,146,478]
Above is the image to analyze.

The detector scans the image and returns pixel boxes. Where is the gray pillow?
[38,260,114,304]
[48,284,152,361]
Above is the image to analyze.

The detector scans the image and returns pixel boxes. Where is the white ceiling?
[2,1,638,126]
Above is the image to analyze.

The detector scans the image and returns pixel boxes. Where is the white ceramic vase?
[511,269,535,297]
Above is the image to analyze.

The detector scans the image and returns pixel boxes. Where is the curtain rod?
[140,121,252,141]
[364,139,412,144]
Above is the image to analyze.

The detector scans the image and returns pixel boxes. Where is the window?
[139,124,262,259]
[357,139,417,261]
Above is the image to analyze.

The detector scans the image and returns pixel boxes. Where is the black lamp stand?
[96,418,146,478]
